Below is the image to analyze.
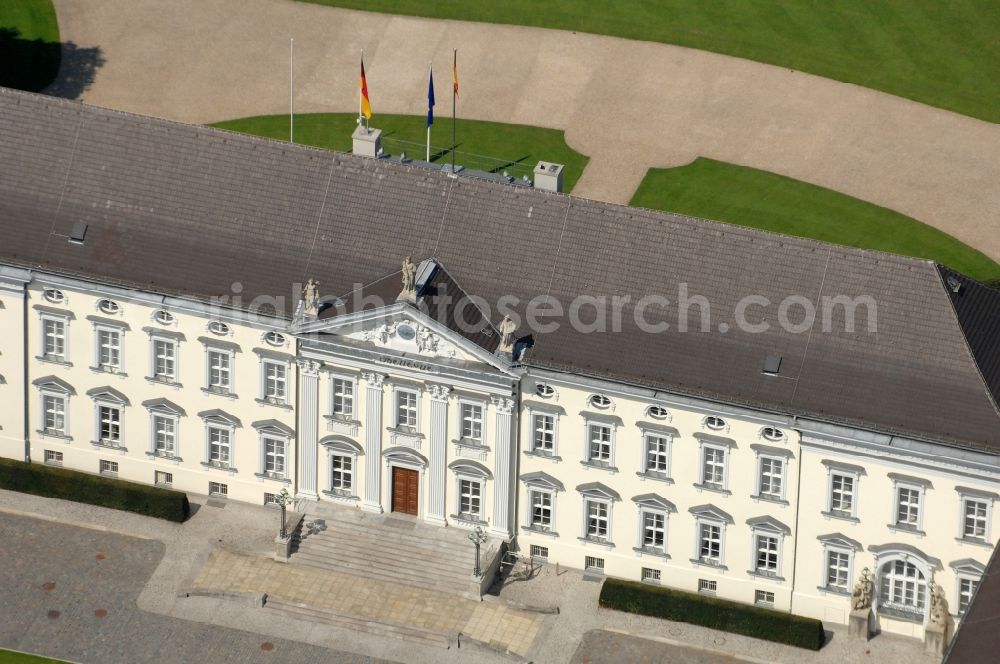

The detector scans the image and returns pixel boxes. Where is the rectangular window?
[960,578,980,615]
[826,550,850,591]
[396,390,418,430]
[264,437,285,476]
[698,579,717,594]
[209,481,228,497]
[588,424,612,464]
[459,479,482,518]
[644,435,669,475]
[754,534,779,575]
[155,470,173,486]
[533,414,554,454]
[99,459,118,475]
[702,447,726,488]
[699,522,721,564]
[963,499,988,540]
[98,329,121,370]
[43,449,63,465]
[43,318,65,360]
[209,427,231,467]
[755,590,775,605]
[641,567,661,583]
[153,415,176,455]
[586,499,609,540]
[264,361,286,402]
[530,490,552,530]
[642,511,665,549]
[758,457,783,498]
[530,545,549,560]
[331,454,353,492]
[332,378,354,418]
[208,350,231,392]
[264,492,278,506]
[43,394,66,434]
[461,403,484,442]
[584,556,605,573]
[98,405,121,443]
[896,486,921,526]
[830,473,855,516]
[153,339,176,381]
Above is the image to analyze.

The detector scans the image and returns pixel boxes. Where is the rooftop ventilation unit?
[68,222,88,245]
[533,161,564,193]
[762,354,782,375]
[946,276,962,294]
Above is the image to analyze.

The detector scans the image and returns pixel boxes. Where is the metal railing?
[380,137,536,182]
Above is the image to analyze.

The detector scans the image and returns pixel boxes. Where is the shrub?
[0,457,190,522]
[599,578,826,650]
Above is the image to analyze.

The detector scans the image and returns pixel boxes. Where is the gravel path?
[48,0,1000,262]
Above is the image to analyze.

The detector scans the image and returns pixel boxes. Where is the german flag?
[452,49,459,98]
[360,57,373,120]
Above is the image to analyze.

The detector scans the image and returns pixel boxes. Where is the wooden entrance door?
[391,466,419,515]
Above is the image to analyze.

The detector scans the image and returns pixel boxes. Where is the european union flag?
[427,68,435,127]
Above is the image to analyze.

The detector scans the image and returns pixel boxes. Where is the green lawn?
[632,159,1000,285]
[299,0,1000,124]
[0,649,67,664]
[210,113,589,192]
[0,0,60,91]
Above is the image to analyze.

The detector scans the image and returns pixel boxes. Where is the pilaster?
[297,359,321,498]
[426,383,452,525]
[490,396,515,538]
[363,372,386,512]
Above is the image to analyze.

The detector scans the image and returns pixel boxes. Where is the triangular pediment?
[297,303,512,372]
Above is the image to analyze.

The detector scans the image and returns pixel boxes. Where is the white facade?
[0,263,997,642]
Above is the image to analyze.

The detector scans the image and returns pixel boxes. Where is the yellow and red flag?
[360,56,373,120]
[452,49,459,98]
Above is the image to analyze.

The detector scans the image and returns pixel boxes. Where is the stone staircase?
[263,597,452,649]
[290,505,496,597]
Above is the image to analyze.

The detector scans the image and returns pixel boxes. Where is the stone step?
[305,517,480,549]
[291,550,470,590]
[290,554,468,595]
[264,597,452,649]
[293,537,474,579]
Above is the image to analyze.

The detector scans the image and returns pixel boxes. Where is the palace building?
[1,87,999,643]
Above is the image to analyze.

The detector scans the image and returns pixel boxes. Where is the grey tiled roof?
[1,88,999,450]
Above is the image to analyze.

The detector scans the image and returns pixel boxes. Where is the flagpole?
[427,62,432,162]
[289,38,294,144]
[451,48,457,173]
[359,49,364,131]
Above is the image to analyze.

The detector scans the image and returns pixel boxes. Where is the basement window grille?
[530,545,549,561]
[99,459,118,475]
[43,450,63,466]
[698,579,717,594]
[755,590,775,605]
[584,556,605,573]
[209,482,228,497]
[641,567,661,583]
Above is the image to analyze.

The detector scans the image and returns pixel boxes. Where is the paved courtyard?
[0,512,390,664]
[50,0,1000,261]
[572,630,747,664]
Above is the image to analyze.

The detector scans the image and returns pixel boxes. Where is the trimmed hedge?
[0,457,190,522]
[599,578,826,651]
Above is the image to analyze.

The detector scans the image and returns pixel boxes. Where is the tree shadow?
[0,27,104,98]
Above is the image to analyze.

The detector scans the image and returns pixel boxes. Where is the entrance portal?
[391,466,419,516]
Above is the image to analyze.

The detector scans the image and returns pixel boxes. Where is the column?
[490,396,515,538]
[362,372,386,512]
[426,384,451,525]
[297,359,321,498]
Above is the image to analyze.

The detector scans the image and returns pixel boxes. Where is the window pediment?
[750,443,793,458]
[868,542,940,569]
[635,422,679,437]
[142,398,185,416]
[320,435,364,455]
[85,386,130,406]
[576,482,621,502]
[688,504,734,524]
[632,493,675,513]
[197,409,242,427]
[746,515,791,535]
[449,459,493,479]
[32,375,75,395]
[821,459,866,476]
[252,419,294,437]
[87,315,130,330]
[950,559,986,575]
[694,433,737,448]
[382,446,428,467]
[817,532,862,551]
[521,471,564,492]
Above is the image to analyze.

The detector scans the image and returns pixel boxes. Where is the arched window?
[535,383,555,398]
[761,427,784,441]
[154,310,174,325]
[588,394,612,409]
[97,299,120,314]
[704,416,727,431]
[879,560,926,620]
